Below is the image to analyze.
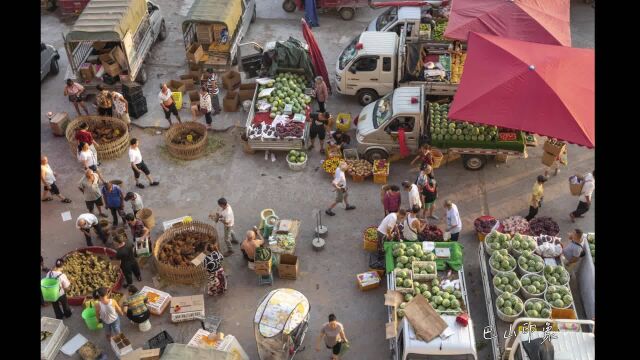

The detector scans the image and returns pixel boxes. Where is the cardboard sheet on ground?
[61,211,72,222]
[60,333,88,355]
[403,295,447,342]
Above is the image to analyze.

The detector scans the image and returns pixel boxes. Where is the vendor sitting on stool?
[327,130,351,151]
[240,226,265,267]
[122,285,150,325]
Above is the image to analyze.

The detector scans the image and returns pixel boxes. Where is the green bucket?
[81,307,103,330]
[41,278,60,302]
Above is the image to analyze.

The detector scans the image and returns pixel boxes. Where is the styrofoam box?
[41,317,68,360]
[139,286,172,315]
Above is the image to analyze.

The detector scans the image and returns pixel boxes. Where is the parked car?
[41,42,60,81]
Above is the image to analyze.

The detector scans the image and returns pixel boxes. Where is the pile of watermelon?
[392,243,436,270]
[429,102,498,142]
[258,72,312,119]
[287,150,307,164]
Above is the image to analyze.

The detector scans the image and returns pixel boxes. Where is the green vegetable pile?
[544,285,573,309]
[392,243,435,270]
[287,150,307,164]
[429,102,499,143]
[517,251,545,274]
[433,20,447,40]
[496,292,524,317]
[393,268,414,292]
[492,271,520,294]
[485,230,512,253]
[258,73,312,118]
[543,265,569,286]
[412,262,436,277]
[255,247,272,262]
[520,274,547,296]
[524,298,552,319]
[511,233,537,254]
[489,249,517,272]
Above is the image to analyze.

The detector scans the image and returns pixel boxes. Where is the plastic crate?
[146,330,174,356]
[41,317,69,360]
[342,148,359,160]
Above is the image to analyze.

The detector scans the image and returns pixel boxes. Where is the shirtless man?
[158,83,182,126]
[240,226,265,262]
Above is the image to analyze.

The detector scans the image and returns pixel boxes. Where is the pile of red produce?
[421,225,443,241]
[275,122,304,139]
[528,217,560,236]
[501,216,530,235]
[474,216,497,234]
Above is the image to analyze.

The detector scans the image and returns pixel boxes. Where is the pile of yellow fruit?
[451,52,467,84]
[322,157,341,174]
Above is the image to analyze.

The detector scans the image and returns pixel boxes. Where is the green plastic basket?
[41,278,60,302]
[82,306,103,330]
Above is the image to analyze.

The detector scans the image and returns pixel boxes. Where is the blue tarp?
[305,0,319,27]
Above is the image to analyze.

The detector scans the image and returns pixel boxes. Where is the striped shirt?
[123,293,148,316]
[207,73,220,95]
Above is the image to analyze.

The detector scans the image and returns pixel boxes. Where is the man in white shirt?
[45,258,73,319]
[402,180,423,212]
[326,162,356,216]
[124,192,144,216]
[570,170,595,222]
[158,83,182,126]
[377,209,407,249]
[76,213,108,246]
[129,138,159,189]
[210,197,237,256]
[444,200,462,241]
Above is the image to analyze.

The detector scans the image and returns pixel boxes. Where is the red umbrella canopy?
[449,32,594,148]
[444,0,571,47]
[301,18,331,95]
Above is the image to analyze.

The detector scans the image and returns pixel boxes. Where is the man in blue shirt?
[102,181,126,228]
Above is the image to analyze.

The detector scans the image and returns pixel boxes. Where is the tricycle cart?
[283,0,373,21]
[254,288,310,360]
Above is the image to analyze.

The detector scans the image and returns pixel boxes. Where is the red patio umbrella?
[444,0,571,46]
[449,32,594,148]
[301,18,332,94]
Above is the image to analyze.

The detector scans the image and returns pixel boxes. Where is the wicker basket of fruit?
[165,122,208,160]
[347,159,372,182]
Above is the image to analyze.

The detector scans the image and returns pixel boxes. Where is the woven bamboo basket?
[65,116,130,161]
[153,221,218,285]
[164,122,208,160]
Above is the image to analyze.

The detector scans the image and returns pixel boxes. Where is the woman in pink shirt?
[64,79,90,116]
[383,185,402,216]
[314,76,329,113]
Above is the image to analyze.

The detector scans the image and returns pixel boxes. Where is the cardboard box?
[79,63,95,81]
[357,271,381,291]
[110,46,128,70]
[99,53,121,77]
[543,140,565,157]
[188,91,200,105]
[221,70,241,91]
[121,348,161,360]
[223,90,239,112]
[49,112,69,137]
[238,82,257,101]
[179,74,196,91]
[167,79,186,93]
[278,254,299,280]
[254,257,272,276]
[187,43,204,63]
[170,295,205,315]
[541,151,556,167]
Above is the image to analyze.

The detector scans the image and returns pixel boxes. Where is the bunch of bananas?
[64,252,119,297]
[451,52,467,84]
[322,157,341,174]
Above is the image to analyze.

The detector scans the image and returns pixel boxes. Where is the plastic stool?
[257,273,273,286]
[138,319,151,332]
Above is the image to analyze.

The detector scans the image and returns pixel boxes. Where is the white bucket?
[138,319,151,332]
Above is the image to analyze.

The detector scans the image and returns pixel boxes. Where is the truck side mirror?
[349,66,357,74]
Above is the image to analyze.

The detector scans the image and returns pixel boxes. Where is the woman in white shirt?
[78,142,105,182]
[402,207,427,241]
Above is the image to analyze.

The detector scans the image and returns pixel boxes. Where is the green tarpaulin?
[384,241,464,273]
[267,37,315,82]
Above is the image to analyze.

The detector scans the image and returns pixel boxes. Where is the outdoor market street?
[40,1,595,359]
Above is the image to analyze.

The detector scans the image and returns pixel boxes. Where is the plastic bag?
[258,87,275,98]
[339,341,350,356]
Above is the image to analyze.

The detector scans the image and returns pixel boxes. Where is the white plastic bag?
[258,88,275,98]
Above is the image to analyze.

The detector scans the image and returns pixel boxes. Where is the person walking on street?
[78,169,107,217]
[240,227,265,265]
[544,141,567,177]
[114,230,142,287]
[124,192,144,217]
[421,166,439,220]
[326,162,356,216]
[122,285,150,325]
[525,175,547,221]
[129,138,159,188]
[102,181,126,228]
[158,83,182,126]
[64,79,90,116]
[203,243,227,296]
[377,209,407,249]
[444,200,462,241]
[308,112,331,153]
[111,91,131,131]
[75,122,99,159]
[570,171,595,222]
[45,259,73,319]
[383,185,402,216]
[316,314,349,360]
[94,287,124,342]
[95,85,113,116]
[210,198,237,257]
[192,85,213,128]
[206,68,222,114]
[76,213,108,246]
[41,156,72,203]
[314,76,329,113]
[403,180,422,214]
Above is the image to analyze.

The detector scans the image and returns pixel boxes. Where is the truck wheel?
[136,66,148,84]
[462,154,487,170]
[158,21,167,41]
[357,89,378,106]
[49,59,59,75]
[365,149,389,163]
[339,8,356,21]
[251,6,257,23]
[282,0,296,12]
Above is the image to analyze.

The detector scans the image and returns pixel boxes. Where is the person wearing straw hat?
[45,259,72,319]
[325,161,356,216]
